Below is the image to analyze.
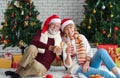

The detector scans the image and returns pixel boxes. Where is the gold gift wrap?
[13,54,22,63]
[0,58,12,68]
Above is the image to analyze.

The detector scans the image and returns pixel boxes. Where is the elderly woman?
[61,18,120,78]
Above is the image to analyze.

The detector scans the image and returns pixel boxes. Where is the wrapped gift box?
[13,54,22,63]
[97,44,118,62]
[12,61,19,68]
[4,52,12,60]
[90,74,104,78]
[115,48,120,68]
[0,58,12,68]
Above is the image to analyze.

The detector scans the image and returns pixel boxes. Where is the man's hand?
[48,45,54,51]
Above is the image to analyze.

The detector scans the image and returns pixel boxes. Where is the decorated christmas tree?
[79,0,120,46]
[0,0,42,54]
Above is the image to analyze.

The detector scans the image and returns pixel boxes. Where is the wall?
[0,0,84,55]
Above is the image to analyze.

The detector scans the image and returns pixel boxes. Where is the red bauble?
[102,30,106,34]
[11,13,15,18]
[114,26,119,31]
[46,74,53,78]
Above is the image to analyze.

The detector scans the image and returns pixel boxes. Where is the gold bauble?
[19,40,24,47]
[110,14,114,18]
[87,25,91,29]
[93,8,96,14]
[110,4,113,8]
[107,34,111,37]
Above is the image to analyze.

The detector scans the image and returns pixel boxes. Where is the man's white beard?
[48,28,58,35]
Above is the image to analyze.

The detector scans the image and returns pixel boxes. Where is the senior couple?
[5,14,120,78]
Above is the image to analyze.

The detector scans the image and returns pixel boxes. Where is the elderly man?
[5,14,62,78]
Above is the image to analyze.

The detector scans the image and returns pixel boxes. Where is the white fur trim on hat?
[61,20,74,31]
[49,18,61,24]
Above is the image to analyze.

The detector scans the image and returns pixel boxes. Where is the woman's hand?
[66,42,71,54]
[82,61,90,73]
[53,46,62,53]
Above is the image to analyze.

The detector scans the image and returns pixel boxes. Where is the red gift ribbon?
[5,52,12,57]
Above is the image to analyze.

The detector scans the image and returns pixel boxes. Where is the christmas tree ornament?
[14,21,17,25]
[19,40,24,47]
[106,18,109,22]
[14,1,18,6]
[13,25,16,29]
[26,16,29,19]
[107,33,111,38]
[14,1,20,8]
[102,3,106,10]
[114,26,119,31]
[110,14,114,18]
[110,3,113,8]
[11,13,15,18]
[93,8,96,14]
[87,25,91,29]
[24,21,29,27]
[102,30,106,34]
[21,10,24,15]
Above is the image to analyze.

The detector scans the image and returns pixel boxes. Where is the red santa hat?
[61,18,75,31]
[41,14,61,33]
